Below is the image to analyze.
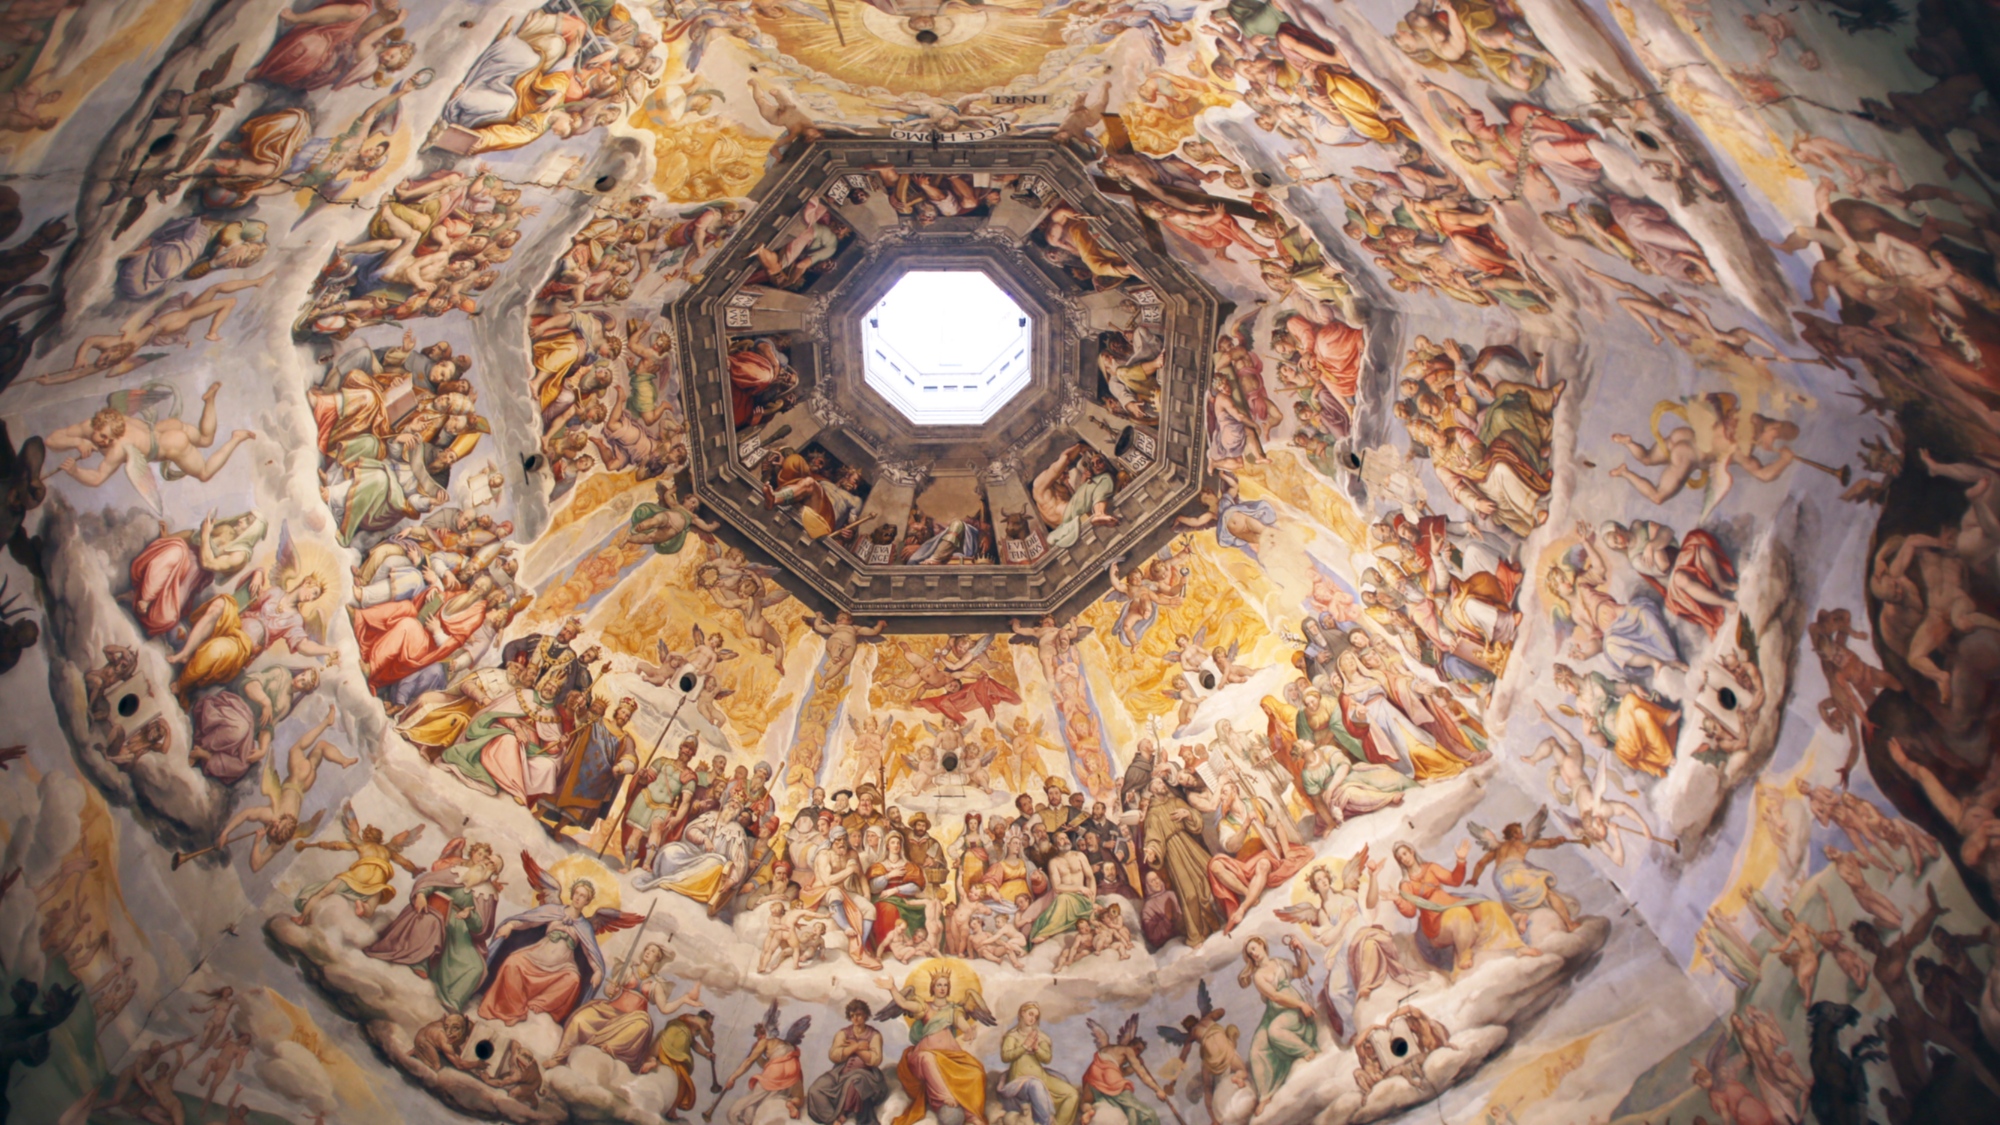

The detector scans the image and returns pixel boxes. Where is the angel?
[1164,628,1210,679]
[640,628,736,730]
[627,479,721,556]
[843,714,890,790]
[875,968,996,1125]
[1157,979,1249,1125]
[210,707,356,872]
[750,76,827,148]
[475,852,646,1027]
[44,382,257,510]
[811,612,888,680]
[879,92,1014,137]
[1079,1014,1171,1125]
[290,804,426,925]
[709,574,791,674]
[1162,673,1205,731]
[1211,643,1257,687]
[889,741,945,796]
[1467,811,1580,934]
[998,716,1059,792]
[1107,556,1187,647]
[899,634,1023,724]
[167,521,335,703]
[1526,703,1677,866]
[720,1001,813,1125]
[1051,80,1111,147]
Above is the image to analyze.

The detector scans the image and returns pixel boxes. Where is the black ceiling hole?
[1634,130,1661,151]
[117,693,140,718]
[595,174,617,193]
[148,133,178,156]
[522,453,546,474]
[1251,172,1273,188]
[1199,671,1218,691]
[941,751,960,773]
[1390,1037,1410,1058]
[474,1039,495,1061]
[1343,452,1363,470]
[678,671,699,694]
[1717,687,1738,711]
[915,29,939,45]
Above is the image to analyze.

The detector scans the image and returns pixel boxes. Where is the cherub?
[206,711,352,873]
[966,904,1031,969]
[641,627,736,729]
[810,611,887,680]
[709,573,792,673]
[795,920,828,968]
[880,916,940,963]
[1211,643,1256,686]
[758,900,833,972]
[1157,979,1248,1125]
[1107,556,1187,648]
[44,383,257,505]
[289,804,425,924]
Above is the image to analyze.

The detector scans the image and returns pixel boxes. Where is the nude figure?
[810,612,886,680]
[1823,845,1903,930]
[1879,529,2000,703]
[212,708,356,871]
[44,383,256,491]
[70,276,273,367]
[1889,738,2000,889]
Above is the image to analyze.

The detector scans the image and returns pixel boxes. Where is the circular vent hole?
[1390,1037,1410,1058]
[595,174,617,193]
[1199,671,1218,691]
[678,672,699,694]
[915,28,939,45]
[117,693,140,718]
[1634,130,1661,151]
[523,454,546,474]
[1344,452,1363,470]
[1718,687,1738,711]
[941,751,960,772]
[148,133,178,156]
[474,1039,495,1061]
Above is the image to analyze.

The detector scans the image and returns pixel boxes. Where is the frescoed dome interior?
[0,2,1996,1125]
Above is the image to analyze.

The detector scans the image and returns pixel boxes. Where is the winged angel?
[1156,979,1249,1125]
[290,802,425,925]
[478,852,647,1026]
[883,634,1022,724]
[641,626,737,730]
[44,382,257,512]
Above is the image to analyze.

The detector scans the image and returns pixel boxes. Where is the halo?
[1289,855,1353,906]
[548,854,621,915]
[900,957,983,1015]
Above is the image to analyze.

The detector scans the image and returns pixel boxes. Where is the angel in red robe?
[474,852,645,1026]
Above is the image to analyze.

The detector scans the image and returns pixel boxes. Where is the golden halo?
[549,854,622,915]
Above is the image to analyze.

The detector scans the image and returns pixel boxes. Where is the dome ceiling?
[0,2,1994,1125]
[675,138,1214,627]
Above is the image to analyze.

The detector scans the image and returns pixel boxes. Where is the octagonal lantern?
[862,269,1033,427]
[666,138,1223,631]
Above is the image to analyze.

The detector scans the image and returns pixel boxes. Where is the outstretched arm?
[1888,739,1965,824]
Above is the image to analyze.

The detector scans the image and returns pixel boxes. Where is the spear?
[607,897,660,994]
[597,685,697,860]
[826,0,846,45]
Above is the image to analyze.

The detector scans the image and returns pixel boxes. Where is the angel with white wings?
[719,1001,813,1125]
[1525,702,1676,867]
[843,714,890,790]
[1466,809,1581,935]
[1156,979,1248,1125]
[476,852,647,1027]
[166,520,337,704]
[1274,848,1415,1043]
[640,627,737,730]
[44,382,257,512]
[211,705,356,872]
[290,803,425,925]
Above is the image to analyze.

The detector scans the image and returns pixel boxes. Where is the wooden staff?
[826,0,846,45]
[596,686,697,860]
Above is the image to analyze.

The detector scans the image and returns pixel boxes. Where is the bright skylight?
[862,270,1032,426]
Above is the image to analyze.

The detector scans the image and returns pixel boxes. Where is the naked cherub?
[1607,392,1802,513]
[211,707,355,871]
[810,611,887,680]
[1527,702,1677,866]
[44,383,256,494]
